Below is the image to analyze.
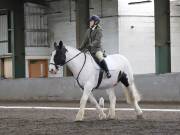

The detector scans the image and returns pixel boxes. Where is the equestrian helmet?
[89,15,100,25]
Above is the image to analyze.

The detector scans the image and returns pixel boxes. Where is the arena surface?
[0,102,180,135]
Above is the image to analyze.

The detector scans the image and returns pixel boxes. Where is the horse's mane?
[65,45,100,69]
[65,45,81,54]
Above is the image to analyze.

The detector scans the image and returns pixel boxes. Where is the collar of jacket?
[91,25,96,30]
[91,24,100,30]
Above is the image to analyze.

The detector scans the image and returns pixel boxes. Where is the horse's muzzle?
[49,69,57,74]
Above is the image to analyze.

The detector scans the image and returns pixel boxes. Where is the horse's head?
[49,40,68,74]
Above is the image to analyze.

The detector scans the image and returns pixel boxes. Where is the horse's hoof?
[137,115,144,120]
[75,119,83,122]
[75,111,84,121]
[107,114,115,120]
[107,110,115,120]
[75,117,83,122]
[99,113,107,120]
[107,117,116,120]
[75,116,83,122]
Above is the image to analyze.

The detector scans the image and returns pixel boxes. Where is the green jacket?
[80,26,103,54]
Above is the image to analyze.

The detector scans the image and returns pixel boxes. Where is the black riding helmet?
[89,15,100,25]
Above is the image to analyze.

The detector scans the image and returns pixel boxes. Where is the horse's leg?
[106,88,116,119]
[75,82,93,121]
[88,93,106,120]
[122,83,143,118]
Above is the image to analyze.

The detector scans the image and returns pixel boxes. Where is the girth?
[94,69,104,89]
[76,53,104,90]
[77,69,104,90]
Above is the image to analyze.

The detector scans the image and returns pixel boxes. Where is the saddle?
[91,51,107,89]
[77,50,107,90]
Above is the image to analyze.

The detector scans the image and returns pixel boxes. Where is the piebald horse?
[49,41,143,121]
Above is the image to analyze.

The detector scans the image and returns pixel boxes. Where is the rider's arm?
[79,30,89,51]
[91,29,102,48]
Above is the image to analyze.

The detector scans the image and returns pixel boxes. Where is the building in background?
[24,3,49,78]
[47,0,180,75]
[0,10,13,78]
[0,0,180,79]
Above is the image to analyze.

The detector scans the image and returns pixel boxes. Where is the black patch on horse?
[54,41,67,66]
[117,71,129,87]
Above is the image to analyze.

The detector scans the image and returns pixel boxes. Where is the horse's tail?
[121,57,141,104]
[122,82,141,104]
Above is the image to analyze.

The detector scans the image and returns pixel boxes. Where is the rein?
[50,51,87,89]
[50,51,83,67]
[76,53,86,90]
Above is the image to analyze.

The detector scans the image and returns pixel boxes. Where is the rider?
[79,15,111,78]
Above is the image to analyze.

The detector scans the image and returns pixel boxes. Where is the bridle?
[50,51,83,68]
[50,51,87,89]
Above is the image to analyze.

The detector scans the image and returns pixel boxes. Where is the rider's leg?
[95,51,111,78]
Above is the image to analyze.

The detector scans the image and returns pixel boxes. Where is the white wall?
[101,17,119,54]
[118,0,154,16]
[118,0,155,74]
[25,47,50,56]
[4,58,13,78]
[170,1,180,72]
[118,0,180,74]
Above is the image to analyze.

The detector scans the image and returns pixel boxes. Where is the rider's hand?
[78,47,83,51]
[79,47,88,52]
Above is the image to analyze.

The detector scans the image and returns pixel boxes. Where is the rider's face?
[89,20,94,28]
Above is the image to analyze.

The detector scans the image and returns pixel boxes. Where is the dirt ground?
[0,102,180,135]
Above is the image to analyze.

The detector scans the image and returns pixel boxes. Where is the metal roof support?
[75,0,89,48]
[0,0,25,78]
[154,0,171,74]
[63,0,89,77]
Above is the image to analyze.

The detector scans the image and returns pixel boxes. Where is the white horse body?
[99,54,134,89]
[49,44,143,121]
[65,46,133,89]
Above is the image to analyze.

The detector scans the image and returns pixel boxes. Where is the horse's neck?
[65,46,85,78]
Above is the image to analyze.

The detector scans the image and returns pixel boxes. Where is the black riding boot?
[100,60,111,78]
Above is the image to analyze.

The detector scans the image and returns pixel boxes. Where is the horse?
[49,41,143,121]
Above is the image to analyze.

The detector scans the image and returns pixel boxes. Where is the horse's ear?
[59,41,63,49]
[54,42,58,49]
